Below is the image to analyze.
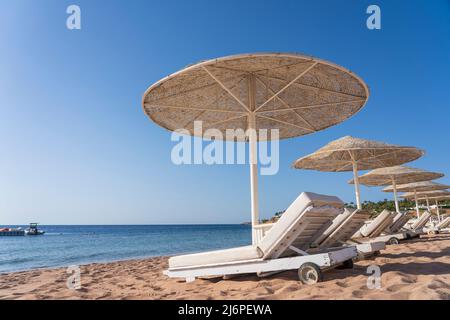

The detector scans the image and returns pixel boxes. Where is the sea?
[0,225,251,273]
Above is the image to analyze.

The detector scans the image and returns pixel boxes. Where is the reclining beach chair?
[408,211,432,234]
[164,192,357,285]
[432,216,450,233]
[387,212,411,234]
[312,208,385,258]
[351,210,410,245]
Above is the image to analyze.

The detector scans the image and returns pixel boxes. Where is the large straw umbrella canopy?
[350,166,444,217]
[292,136,424,211]
[142,53,369,244]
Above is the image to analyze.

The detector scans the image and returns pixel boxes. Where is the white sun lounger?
[164,192,357,284]
[408,211,432,234]
[312,208,385,258]
[352,210,410,245]
[433,216,450,233]
[387,212,411,234]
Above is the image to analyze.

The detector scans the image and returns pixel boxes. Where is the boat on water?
[0,227,25,236]
[25,223,45,236]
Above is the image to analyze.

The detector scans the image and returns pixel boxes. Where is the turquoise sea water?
[0,225,251,273]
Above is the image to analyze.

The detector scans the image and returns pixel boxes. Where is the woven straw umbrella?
[351,166,444,217]
[142,53,369,244]
[293,136,424,211]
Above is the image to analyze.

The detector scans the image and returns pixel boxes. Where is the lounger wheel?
[337,259,354,270]
[388,237,399,245]
[298,263,323,285]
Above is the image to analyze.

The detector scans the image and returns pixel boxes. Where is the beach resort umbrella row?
[349,166,444,215]
[142,53,369,244]
[384,181,449,218]
[401,190,450,219]
[418,195,450,221]
[293,136,424,210]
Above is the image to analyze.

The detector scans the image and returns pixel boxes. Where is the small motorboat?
[0,227,25,236]
[25,223,45,236]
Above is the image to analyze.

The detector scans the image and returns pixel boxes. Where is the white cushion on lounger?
[319,209,371,248]
[358,209,392,238]
[371,212,395,237]
[169,245,263,269]
[258,192,343,258]
[389,213,410,233]
[436,216,450,230]
[411,211,431,230]
[312,207,354,246]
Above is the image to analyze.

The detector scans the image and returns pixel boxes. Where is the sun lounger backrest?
[258,192,344,259]
[372,212,395,237]
[357,210,392,238]
[411,211,431,231]
[318,209,371,248]
[389,213,410,233]
[436,216,450,230]
[311,207,353,246]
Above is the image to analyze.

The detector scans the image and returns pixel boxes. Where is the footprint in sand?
[428,279,450,290]
[400,275,417,284]
[351,290,366,298]
[386,283,410,292]
[436,289,450,299]
[335,281,349,288]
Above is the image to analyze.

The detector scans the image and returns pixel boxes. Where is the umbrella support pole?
[352,161,362,210]
[425,197,430,212]
[248,75,259,245]
[435,200,441,223]
[414,190,420,219]
[391,178,400,213]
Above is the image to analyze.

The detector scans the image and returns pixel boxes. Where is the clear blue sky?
[1,0,449,224]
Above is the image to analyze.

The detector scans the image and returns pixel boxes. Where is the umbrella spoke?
[146,73,248,104]
[255,62,319,112]
[256,114,316,133]
[147,104,246,114]
[255,76,317,132]
[202,114,248,130]
[202,66,251,113]
[256,73,367,99]
[257,99,367,112]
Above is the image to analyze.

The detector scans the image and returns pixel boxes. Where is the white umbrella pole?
[435,199,441,223]
[248,75,259,245]
[414,189,420,218]
[391,177,400,213]
[425,196,430,212]
[352,161,362,210]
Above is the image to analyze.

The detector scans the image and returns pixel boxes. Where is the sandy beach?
[0,234,449,300]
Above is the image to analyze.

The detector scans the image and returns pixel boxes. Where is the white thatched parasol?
[293,136,424,211]
[142,53,370,244]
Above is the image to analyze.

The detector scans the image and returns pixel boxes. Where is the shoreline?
[1,234,449,300]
